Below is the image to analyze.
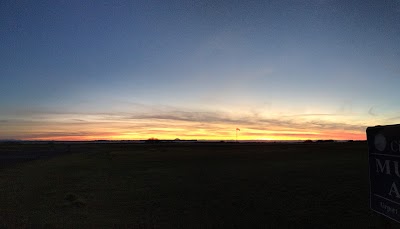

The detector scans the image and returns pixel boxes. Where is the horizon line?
[0,139,366,142]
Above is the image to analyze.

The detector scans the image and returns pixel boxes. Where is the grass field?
[0,142,396,228]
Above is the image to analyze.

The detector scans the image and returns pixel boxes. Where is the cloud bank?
[0,107,370,140]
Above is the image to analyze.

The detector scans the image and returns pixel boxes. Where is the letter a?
[389,182,400,198]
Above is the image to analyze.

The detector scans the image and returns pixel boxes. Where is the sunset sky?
[1,0,400,141]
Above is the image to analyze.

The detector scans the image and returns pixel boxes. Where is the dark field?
[0,142,396,228]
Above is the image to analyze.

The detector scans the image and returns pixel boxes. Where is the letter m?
[376,159,391,175]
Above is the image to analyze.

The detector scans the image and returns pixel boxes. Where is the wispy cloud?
[0,106,369,140]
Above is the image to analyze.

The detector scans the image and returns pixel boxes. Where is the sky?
[1,0,400,141]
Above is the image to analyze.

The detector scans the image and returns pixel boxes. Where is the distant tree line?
[303,140,335,143]
[303,139,363,143]
[145,137,160,143]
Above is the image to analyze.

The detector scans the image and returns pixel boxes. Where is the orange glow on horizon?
[20,128,366,141]
[2,114,368,141]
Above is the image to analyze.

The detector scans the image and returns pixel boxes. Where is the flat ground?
[0,142,395,228]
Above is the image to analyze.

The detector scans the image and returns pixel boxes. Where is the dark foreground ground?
[0,142,396,228]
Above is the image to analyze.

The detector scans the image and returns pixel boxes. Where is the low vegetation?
[0,142,391,227]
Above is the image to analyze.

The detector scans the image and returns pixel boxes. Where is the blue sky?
[1,0,400,140]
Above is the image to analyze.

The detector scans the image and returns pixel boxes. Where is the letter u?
[395,161,400,178]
